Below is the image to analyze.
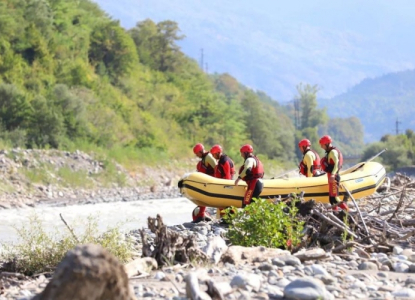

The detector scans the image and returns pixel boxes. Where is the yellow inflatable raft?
[178,161,386,208]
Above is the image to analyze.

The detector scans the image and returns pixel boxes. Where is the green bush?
[0,214,135,275]
[223,197,304,250]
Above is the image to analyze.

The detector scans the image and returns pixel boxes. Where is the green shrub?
[0,214,135,275]
[223,197,304,250]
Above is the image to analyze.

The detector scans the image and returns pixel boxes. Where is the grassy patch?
[22,166,55,185]
[0,214,135,275]
[105,146,171,169]
[92,159,128,188]
[0,181,15,193]
[57,167,94,188]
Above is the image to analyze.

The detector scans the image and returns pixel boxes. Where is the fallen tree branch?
[59,213,79,243]
[388,187,406,222]
[313,210,358,239]
[342,184,372,243]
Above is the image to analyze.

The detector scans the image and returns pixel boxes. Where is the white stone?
[392,288,415,298]
[393,246,403,255]
[230,273,262,292]
[154,271,166,280]
[393,262,409,273]
[284,277,334,300]
[311,264,329,276]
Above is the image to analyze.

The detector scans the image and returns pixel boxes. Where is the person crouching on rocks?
[234,144,264,207]
[192,143,217,222]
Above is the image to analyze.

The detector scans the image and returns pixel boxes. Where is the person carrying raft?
[298,138,322,177]
[191,143,217,222]
[234,144,264,207]
[319,135,349,212]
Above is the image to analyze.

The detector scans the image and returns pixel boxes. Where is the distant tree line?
[362,130,415,171]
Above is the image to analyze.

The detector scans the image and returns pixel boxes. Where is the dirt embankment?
[0,149,193,209]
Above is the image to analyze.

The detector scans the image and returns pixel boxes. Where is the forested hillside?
[0,0,367,170]
[0,0,295,164]
[318,70,415,142]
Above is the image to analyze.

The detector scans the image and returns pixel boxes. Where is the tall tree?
[295,83,327,130]
[293,83,328,159]
[0,84,31,131]
[89,21,139,81]
[129,19,185,72]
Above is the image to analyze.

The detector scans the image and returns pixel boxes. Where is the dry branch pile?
[139,215,208,267]
[300,173,415,255]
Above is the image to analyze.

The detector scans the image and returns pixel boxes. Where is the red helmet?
[319,135,332,145]
[193,143,204,154]
[298,139,311,148]
[210,144,222,154]
[240,144,253,153]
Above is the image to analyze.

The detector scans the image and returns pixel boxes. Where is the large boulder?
[33,244,136,300]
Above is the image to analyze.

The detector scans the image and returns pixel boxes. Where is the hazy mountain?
[318,69,415,143]
[93,0,415,102]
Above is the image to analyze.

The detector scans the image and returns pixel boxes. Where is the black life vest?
[216,154,235,179]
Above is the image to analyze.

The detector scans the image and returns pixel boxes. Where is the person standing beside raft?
[298,139,321,177]
[192,143,217,222]
[234,144,264,207]
[319,135,349,211]
[210,144,236,219]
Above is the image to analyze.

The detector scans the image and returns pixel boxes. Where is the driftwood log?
[139,214,208,267]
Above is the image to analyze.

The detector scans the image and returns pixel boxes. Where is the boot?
[338,202,349,212]
[192,206,211,223]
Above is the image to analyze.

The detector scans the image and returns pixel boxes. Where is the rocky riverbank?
[0,148,187,210]
[2,219,415,300]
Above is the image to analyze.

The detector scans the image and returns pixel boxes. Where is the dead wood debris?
[139,173,415,264]
[298,173,415,254]
[139,214,208,267]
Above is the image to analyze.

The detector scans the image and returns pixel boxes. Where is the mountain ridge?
[93,0,415,101]
[318,69,415,142]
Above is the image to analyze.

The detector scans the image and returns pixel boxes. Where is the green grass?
[57,167,94,188]
[92,160,129,187]
[0,213,136,275]
[61,139,177,168]
[23,166,55,185]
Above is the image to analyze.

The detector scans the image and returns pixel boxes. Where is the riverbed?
[0,198,196,244]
